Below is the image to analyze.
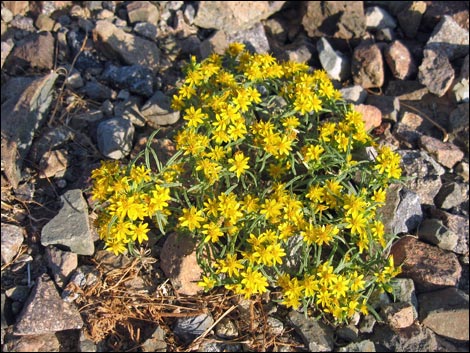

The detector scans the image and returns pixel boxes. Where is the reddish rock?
[160,233,203,296]
[418,135,464,169]
[385,40,417,80]
[383,302,416,329]
[354,104,382,131]
[418,49,455,97]
[390,236,461,293]
[352,41,384,88]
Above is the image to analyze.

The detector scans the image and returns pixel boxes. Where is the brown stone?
[159,233,203,296]
[3,1,29,15]
[352,41,384,88]
[418,135,464,169]
[390,236,461,293]
[383,302,415,329]
[385,40,417,80]
[353,104,382,131]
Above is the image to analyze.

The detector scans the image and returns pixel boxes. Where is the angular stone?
[425,15,469,61]
[38,149,69,179]
[397,150,445,205]
[101,64,154,97]
[159,233,203,296]
[4,333,61,352]
[96,117,135,159]
[385,80,428,100]
[41,189,95,256]
[1,224,25,264]
[1,39,14,68]
[93,20,161,72]
[127,1,160,25]
[428,207,469,255]
[385,40,417,80]
[390,278,419,318]
[173,313,214,343]
[365,95,400,122]
[418,49,455,97]
[390,236,461,293]
[397,1,427,38]
[418,135,464,169]
[337,340,376,352]
[434,182,468,210]
[353,104,382,131]
[45,246,78,289]
[193,1,285,33]
[352,41,384,88]
[340,85,367,104]
[302,1,365,40]
[227,22,270,54]
[4,31,55,74]
[1,72,58,188]
[289,310,334,352]
[417,218,458,252]
[13,274,83,335]
[81,80,116,102]
[382,302,415,329]
[418,287,469,341]
[371,323,438,352]
[317,37,350,81]
[3,1,29,16]
[141,91,180,127]
[365,6,396,30]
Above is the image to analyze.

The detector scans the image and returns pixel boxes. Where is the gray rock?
[340,85,368,104]
[141,91,180,127]
[380,184,423,235]
[1,224,25,264]
[365,95,400,122]
[418,287,469,341]
[428,207,469,256]
[134,22,158,40]
[1,39,14,68]
[173,313,214,343]
[352,41,384,89]
[385,80,428,100]
[425,15,469,61]
[391,236,461,293]
[317,37,350,81]
[227,22,270,54]
[1,72,58,188]
[371,323,438,352]
[10,15,35,32]
[141,325,167,352]
[397,150,445,205]
[266,316,284,336]
[365,6,397,30]
[397,1,427,38]
[65,69,84,89]
[434,182,468,210]
[390,278,419,318]
[5,286,30,303]
[417,218,458,252]
[336,324,359,342]
[418,135,464,169]
[448,103,469,134]
[96,117,135,159]
[4,332,61,352]
[418,49,455,97]
[288,310,334,352]
[127,1,160,24]
[13,274,83,335]
[101,64,154,97]
[359,314,376,334]
[37,149,69,179]
[215,317,239,339]
[337,339,376,352]
[81,80,116,101]
[455,161,469,182]
[41,189,95,256]
[45,246,78,289]
[376,27,396,42]
[193,1,285,33]
[1,7,14,23]
[114,99,146,127]
[93,20,161,72]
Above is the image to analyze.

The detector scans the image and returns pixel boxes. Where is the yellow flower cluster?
[91,43,403,325]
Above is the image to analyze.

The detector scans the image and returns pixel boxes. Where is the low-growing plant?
[90,43,403,324]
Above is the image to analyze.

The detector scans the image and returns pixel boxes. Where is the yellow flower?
[202,222,224,243]
[129,222,150,243]
[179,206,205,231]
[217,253,244,278]
[228,151,250,178]
[198,275,217,291]
[184,106,207,128]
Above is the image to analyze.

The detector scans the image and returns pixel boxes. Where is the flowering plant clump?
[90,43,403,324]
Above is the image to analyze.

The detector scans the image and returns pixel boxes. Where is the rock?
[3,1,29,16]
[4,31,55,74]
[114,99,146,127]
[141,325,167,352]
[352,41,384,89]
[13,274,83,335]
[418,287,469,341]
[428,207,469,255]
[455,161,469,182]
[1,39,14,68]
[302,1,365,40]
[425,15,469,61]
[4,333,61,352]
[45,246,78,289]
[126,1,160,25]
[371,323,438,352]
[384,40,417,80]
[288,310,334,352]
[141,91,180,127]
[376,27,396,42]
[390,236,461,293]
[35,13,57,31]
[101,64,154,97]
[365,6,397,30]
[418,135,464,169]
[390,278,419,318]
[417,218,459,252]
[10,15,35,32]
[134,22,158,40]
[1,72,58,188]
[385,80,428,100]
[336,324,359,342]
[38,149,69,179]
[397,1,427,38]
[1,224,25,264]
[96,117,135,159]
[193,1,285,33]
[340,85,368,104]
[448,102,469,134]
[266,316,284,336]
[365,95,400,122]
[93,20,161,72]
[353,104,382,131]
[41,189,95,256]
[81,80,116,101]
[215,317,239,339]
[173,313,214,343]
[434,182,468,210]
[397,150,445,205]
[317,37,350,81]
[337,339,376,352]
[379,184,423,235]
[227,22,270,54]
[382,302,416,329]
[159,233,203,296]
[418,49,455,97]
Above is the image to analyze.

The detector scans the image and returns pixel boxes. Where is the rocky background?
[1,1,469,352]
